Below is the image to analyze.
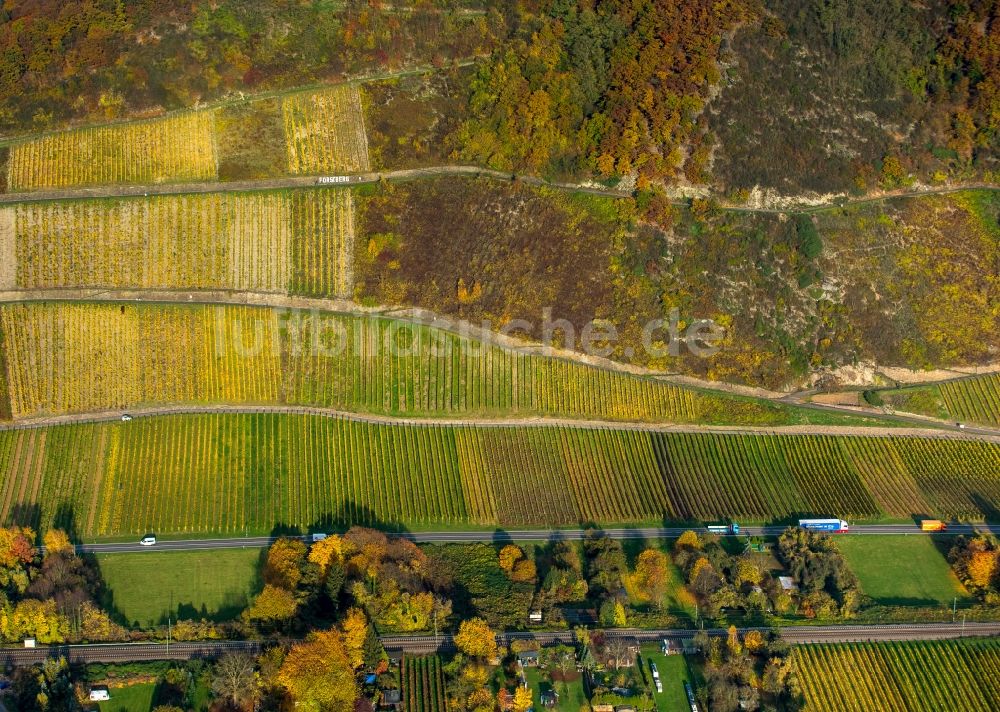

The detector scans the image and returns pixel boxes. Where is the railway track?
[0,640,260,666]
[2,622,998,666]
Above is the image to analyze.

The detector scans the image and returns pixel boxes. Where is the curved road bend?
[76,523,1000,554]
[3,622,999,666]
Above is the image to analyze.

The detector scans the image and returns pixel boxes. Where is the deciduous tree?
[278,629,357,712]
[454,617,497,660]
[264,538,307,590]
[212,652,259,709]
[633,549,669,607]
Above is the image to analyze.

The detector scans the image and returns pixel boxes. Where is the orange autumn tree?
[454,617,498,660]
[278,629,357,711]
[263,537,307,590]
[632,549,670,607]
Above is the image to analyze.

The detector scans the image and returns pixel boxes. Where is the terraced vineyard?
[0,414,996,537]
[795,639,1000,711]
[0,303,283,418]
[283,85,371,174]
[4,188,353,294]
[0,301,812,425]
[401,655,446,712]
[877,374,1000,427]
[7,112,218,190]
[938,374,1000,426]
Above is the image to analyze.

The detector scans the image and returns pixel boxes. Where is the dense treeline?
[713,0,1000,192]
[455,0,756,181]
[0,0,496,135]
[454,0,999,188]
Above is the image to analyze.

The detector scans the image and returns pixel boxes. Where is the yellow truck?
[920,519,946,532]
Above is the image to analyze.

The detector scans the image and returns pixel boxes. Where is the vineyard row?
[6,84,370,190]
[0,413,995,538]
[3,189,354,296]
[0,302,783,425]
[794,638,1000,712]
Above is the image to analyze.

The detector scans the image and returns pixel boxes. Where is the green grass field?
[524,666,589,711]
[97,683,157,712]
[836,535,971,606]
[96,549,263,626]
[641,647,693,712]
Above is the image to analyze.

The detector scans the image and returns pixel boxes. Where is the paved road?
[76,522,1000,554]
[777,393,1000,439]
[2,622,998,666]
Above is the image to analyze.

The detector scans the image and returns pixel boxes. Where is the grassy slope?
[356,178,1000,390]
[96,549,263,626]
[836,535,971,606]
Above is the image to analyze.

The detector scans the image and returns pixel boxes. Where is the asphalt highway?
[75,522,1000,554]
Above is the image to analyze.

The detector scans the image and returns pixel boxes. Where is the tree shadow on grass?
[6,502,40,531]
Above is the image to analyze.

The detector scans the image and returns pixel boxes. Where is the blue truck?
[798,518,849,533]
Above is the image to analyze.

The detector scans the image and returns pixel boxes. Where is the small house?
[517,650,540,667]
[380,688,401,710]
[661,638,683,655]
[614,706,636,712]
[88,686,110,702]
[528,610,543,624]
[540,690,559,708]
[778,576,799,592]
[592,706,615,712]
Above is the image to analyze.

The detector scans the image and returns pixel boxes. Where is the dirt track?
[2,403,998,444]
[0,162,995,216]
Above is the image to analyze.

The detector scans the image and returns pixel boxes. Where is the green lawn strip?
[836,535,971,606]
[524,665,588,711]
[640,646,694,712]
[97,683,157,712]
[96,548,263,627]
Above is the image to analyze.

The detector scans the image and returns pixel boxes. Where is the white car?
[139,535,156,546]
[311,533,328,543]
[121,414,133,422]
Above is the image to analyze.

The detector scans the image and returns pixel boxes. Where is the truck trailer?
[920,519,946,532]
[798,518,849,533]
[706,522,740,535]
